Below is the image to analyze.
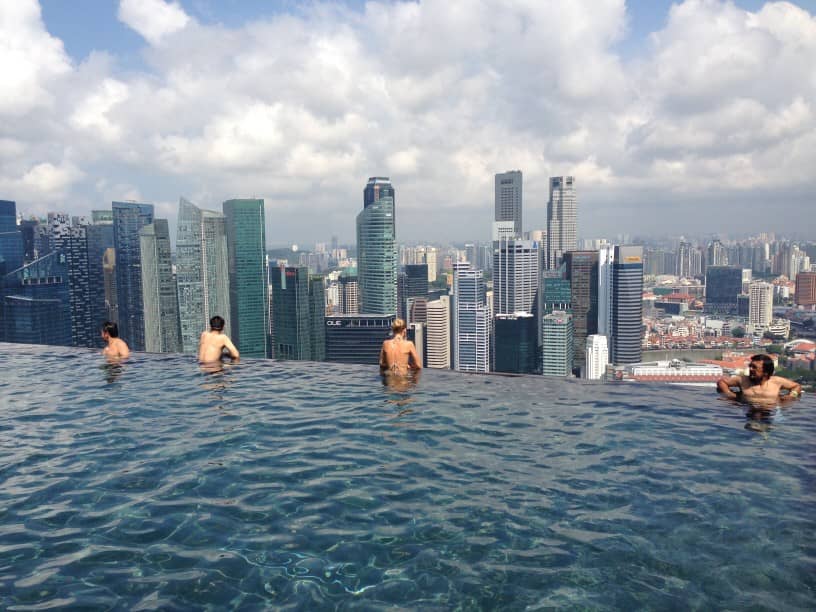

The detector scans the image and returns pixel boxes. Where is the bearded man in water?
[717,353,801,403]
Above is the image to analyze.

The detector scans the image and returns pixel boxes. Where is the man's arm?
[408,341,422,370]
[717,375,742,399]
[774,376,802,398]
[223,336,240,360]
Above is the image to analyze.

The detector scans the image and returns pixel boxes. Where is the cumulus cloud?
[0,0,813,240]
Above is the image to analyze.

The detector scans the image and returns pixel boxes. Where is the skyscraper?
[397,264,429,320]
[610,246,643,365]
[453,263,489,373]
[0,200,23,276]
[140,219,182,353]
[492,238,539,315]
[86,217,115,346]
[425,296,451,369]
[48,213,93,347]
[494,170,522,237]
[597,245,615,338]
[705,266,743,315]
[176,198,231,353]
[748,281,773,330]
[112,201,154,351]
[337,274,359,314]
[357,177,397,314]
[795,272,816,307]
[494,313,537,374]
[546,176,577,270]
[224,198,268,358]
[324,314,394,364]
[270,266,325,361]
[541,311,574,376]
[564,250,599,373]
[585,335,609,380]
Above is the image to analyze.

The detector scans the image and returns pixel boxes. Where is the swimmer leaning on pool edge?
[717,353,802,402]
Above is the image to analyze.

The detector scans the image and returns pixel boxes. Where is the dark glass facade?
[270,266,324,361]
[0,200,23,277]
[564,251,599,369]
[397,264,428,320]
[325,314,395,365]
[610,246,644,365]
[86,223,115,347]
[357,178,397,315]
[705,266,743,314]
[494,313,537,374]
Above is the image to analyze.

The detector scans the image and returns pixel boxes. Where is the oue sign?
[327,320,343,326]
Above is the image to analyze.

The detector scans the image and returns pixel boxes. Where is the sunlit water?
[0,343,814,610]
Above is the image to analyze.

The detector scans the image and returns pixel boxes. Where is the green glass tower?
[356,177,397,314]
[223,198,268,358]
[270,265,325,361]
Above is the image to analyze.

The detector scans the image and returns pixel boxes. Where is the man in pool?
[379,318,421,375]
[198,315,240,363]
[717,353,801,403]
[101,321,130,359]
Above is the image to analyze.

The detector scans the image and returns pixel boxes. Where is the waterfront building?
[495,170,522,237]
[324,314,395,365]
[564,251,599,373]
[397,264,428,320]
[452,263,489,373]
[176,198,232,353]
[546,176,577,270]
[112,201,154,351]
[425,296,451,369]
[494,312,537,374]
[795,272,816,307]
[541,311,574,376]
[0,200,23,276]
[610,246,644,365]
[748,281,773,330]
[223,198,268,358]
[585,334,609,380]
[357,177,397,314]
[704,266,743,315]
[140,220,182,353]
[270,266,325,361]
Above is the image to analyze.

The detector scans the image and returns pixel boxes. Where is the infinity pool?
[0,343,814,609]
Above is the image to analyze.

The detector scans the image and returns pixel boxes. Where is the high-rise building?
[0,200,23,276]
[597,245,615,338]
[140,219,182,353]
[357,177,397,314]
[337,274,359,314]
[425,296,451,369]
[610,246,643,365]
[176,198,232,353]
[406,296,428,325]
[453,263,489,373]
[223,198,268,358]
[705,266,743,315]
[539,275,572,316]
[494,170,522,237]
[86,218,115,346]
[112,201,154,351]
[795,272,816,307]
[397,264,429,320]
[541,311,574,376]
[677,241,702,278]
[564,251,599,373]
[270,266,325,361]
[48,213,93,347]
[748,281,773,330]
[707,239,728,269]
[102,247,117,323]
[585,334,609,380]
[494,312,537,374]
[324,314,395,365]
[492,238,539,315]
[546,176,577,270]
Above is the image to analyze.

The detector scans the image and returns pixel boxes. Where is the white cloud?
[118,0,190,45]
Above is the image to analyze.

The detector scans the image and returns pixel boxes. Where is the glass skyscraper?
[494,170,522,237]
[112,201,154,351]
[176,198,231,353]
[453,263,490,373]
[610,246,644,365]
[270,265,325,361]
[224,198,268,358]
[0,200,23,277]
[86,219,115,347]
[546,176,577,270]
[494,313,537,374]
[356,177,397,315]
[564,250,599,374]
[140,219,182,353]
[704,265,743,315]
[397,263,429,321]
[541,311,574,376]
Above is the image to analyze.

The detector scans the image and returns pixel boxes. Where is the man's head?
[210,315,225,332]
[749,354,774,382]
[101,321,119,339]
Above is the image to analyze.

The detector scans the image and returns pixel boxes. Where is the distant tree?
[766,345,783,355]
[731,326,745,338]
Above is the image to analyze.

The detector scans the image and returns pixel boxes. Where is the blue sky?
[4,0,816,243]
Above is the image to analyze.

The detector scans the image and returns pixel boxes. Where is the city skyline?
[2,0,814,244]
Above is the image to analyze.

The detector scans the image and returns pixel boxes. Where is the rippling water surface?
[0,343,814,610]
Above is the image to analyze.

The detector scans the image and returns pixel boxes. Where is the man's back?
[198,330,239,362]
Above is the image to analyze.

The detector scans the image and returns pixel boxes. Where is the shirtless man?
[379,318,422,374]
[198,315,239,363]
[717,353,801,403]
[101,321,130,358]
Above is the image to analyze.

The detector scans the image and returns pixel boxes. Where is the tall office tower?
[492,238,539,315]
[610,246,644,365]
[539,275,572,316]
[140,220,182,353]
[48,213,93,347]
[541,311,574,376]
[357,177,397,314]
[324,314,395,364]
[2,251,71,345]
[19,218,40,264]
[748,282,774,329]
[86,217,115,345]
[465,243,477,267]
[492,221,516,242]
[546,176,577,270]
[0,200,23,276]
[564,251,599,374]
[597,245,615,337]
[112,201,154,351]
[494,313,537,374]
[92,210,113,224]
[585,334,609,380]
[406,296,428,326]
[704,265,743,314]
[337,274,359,314]
[707,239,728,269]
[741,269,753,294]
[495,170,522,236]
[176,198,232,353]
[269,266,325,360]
[397,264,429,320]
[453,263,490,373]
[426,295,451,369]
[223,198,268,358]
[795,272,816,307]
[423,247,438,282]
[677,241,702,278]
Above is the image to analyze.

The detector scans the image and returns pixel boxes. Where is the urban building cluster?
[1,182,814,382]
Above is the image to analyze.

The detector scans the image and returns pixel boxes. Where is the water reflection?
[101,358,125,384]
[381,369,421,415]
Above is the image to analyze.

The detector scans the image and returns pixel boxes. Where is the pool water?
[0,343,814,609]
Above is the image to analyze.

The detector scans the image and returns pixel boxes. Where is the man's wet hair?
[210,315,225,331]
[751,354,775,378]
[101,321,119,338]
